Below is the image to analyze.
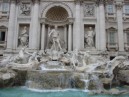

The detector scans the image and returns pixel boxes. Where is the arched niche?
[41,2,73,18]
[46,6,69,22]
[40,3,73,51]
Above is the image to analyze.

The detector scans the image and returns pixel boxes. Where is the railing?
[106,12,116,17]
[0,11,9,17]
[106,43,118,50]
[0,41,6,49]
[125,43,129,45]
[123,13,129,16]
[123,13,129,20]
[105,12,116,20]
[124,43,129,51]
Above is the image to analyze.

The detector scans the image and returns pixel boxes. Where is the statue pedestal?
[84,47,96,51]
[46,49,64,61]
[81,47,100,55]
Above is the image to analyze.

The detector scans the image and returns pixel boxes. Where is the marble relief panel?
[83,4,95,17]
[19,2,31,16]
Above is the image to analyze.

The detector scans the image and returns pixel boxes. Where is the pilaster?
[73,0,82,50]
[99,0,106,51]
[41,23,45,50]
[29,0,40,50]
[6,0,16,50]
[116,1,124,51]
[68,23,72,51]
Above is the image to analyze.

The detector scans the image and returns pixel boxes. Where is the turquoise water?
[0,87,129,97]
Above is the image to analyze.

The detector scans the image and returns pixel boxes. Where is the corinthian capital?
[75,0,83,4]
[11,0,16,3]
[100,0,105,4]
[96,0,106,5]
[115,1,123,10]
[32,0,39,4]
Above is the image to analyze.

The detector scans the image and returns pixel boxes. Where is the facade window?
[124,5,129,14]
[124,30,129,51]
[107,5,114,14]
[127,33,129,44]
[0,31,5,41]
[1,0,9,13]
[109,32,115,44]
[107,28,118,50]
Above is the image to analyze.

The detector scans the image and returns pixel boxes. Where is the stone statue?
[69,49,79,69]
[18,26,29,47]
[25,51,39,63]
[85,27,95,47]
[48,26,62,51]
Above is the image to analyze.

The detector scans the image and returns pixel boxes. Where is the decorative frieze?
[83,3,95,17]
[19,2,31,16]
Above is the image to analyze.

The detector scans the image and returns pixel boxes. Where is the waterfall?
[90,74,104,91]
[39,61,67,71]
[80,73,90,90]
[58,73,65,88]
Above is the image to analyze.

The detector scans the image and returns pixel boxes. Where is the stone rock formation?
[0,48,129,94]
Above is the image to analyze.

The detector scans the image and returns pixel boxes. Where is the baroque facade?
[0,0,129,59]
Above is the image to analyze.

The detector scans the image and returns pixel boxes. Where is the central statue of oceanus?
[48,26,62,51]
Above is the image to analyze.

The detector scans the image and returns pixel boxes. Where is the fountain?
[0,48,129,95]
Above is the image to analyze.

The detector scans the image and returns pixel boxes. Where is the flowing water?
[40,61,67,71]
[0,87,129,97]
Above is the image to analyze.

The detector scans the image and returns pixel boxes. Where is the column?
[48,26,50,33]
[29,0,39,50]
[68,24,72,51]
[116,2,124,51]
[96,4,100,50]
[99,1,106,51]
[73,1,81,50]
[64,25,67,49]
[7,0,16,50]
[41,23,45,50]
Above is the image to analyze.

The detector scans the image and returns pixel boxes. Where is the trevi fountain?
[1,0,129,97]
[1,27,129,97]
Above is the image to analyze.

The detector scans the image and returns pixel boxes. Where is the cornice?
[10,0,16,3]
[32,0,40,3]
[16,0,40,3]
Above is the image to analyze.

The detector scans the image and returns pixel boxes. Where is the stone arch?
[41,2,73,18]
[45,6,69,22]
